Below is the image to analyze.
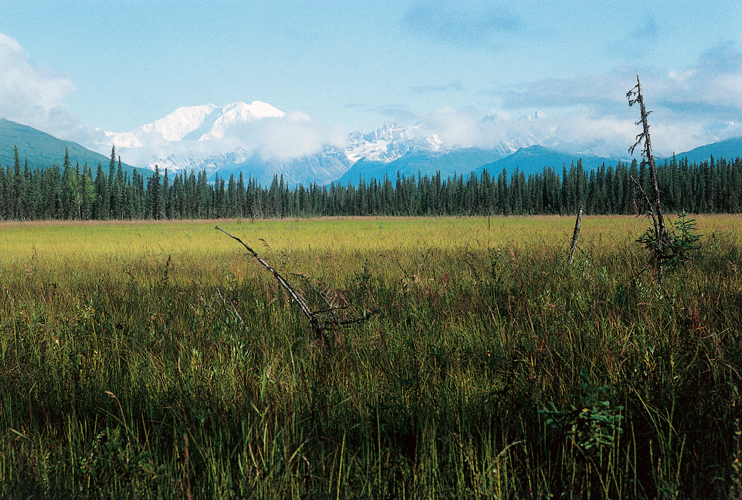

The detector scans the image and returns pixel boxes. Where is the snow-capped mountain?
[345,121,444,163]
[155,145,352,187]
[104,101,285,148]
[153,147,254,175]
[93,103,452,186]
[90,101,566,187]
[95,101,352,185]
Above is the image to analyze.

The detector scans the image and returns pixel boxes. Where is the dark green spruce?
[0,143,741,220]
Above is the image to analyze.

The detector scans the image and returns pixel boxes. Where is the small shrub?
[540,369,624,461]
[637,210,701,273]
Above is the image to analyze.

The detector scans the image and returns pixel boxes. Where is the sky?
[1,0,742,162]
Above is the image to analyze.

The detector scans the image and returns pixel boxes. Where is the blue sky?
[1,0,742,159]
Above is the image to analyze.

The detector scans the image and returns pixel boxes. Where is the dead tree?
[627,75,672,279]
[216,226,376,341]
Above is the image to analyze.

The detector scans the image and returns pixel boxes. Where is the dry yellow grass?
[1,214,736,264]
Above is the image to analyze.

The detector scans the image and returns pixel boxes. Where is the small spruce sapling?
[636,210,701,273]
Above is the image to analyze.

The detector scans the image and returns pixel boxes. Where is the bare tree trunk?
[627,75,671,279]
[569,203,583,265]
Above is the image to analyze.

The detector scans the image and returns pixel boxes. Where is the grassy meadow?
[1,215,741,498]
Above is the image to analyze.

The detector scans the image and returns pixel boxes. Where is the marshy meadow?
[1,215,741,498]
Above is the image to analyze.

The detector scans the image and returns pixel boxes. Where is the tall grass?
[0,216,740,498]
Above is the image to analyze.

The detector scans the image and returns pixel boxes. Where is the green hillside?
[337,148,505,185]
[477,145,620,177]
[674,136,742,164]
[0,118,142,175]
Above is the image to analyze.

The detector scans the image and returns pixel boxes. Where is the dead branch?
[630,175,660,241]
[216,226,377,340]
[216,226,314,318]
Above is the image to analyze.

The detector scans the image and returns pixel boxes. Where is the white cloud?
[6,28,739,169]
[413,107,483,148]
[84,37,742,169]
[82,108,349,167]
[406,98,727,161]
[229,112,347,161]
[478,42,742,156]
[0,33,77,137]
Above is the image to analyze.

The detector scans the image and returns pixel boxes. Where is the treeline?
[1,145,741,221]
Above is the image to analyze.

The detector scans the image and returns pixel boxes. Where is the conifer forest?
[2,145,742,221]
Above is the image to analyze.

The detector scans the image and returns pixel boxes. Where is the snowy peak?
[521,110,546,122]
[346,121,415,163]
[344,121,450,164]
[105,101,286,146]
[153,101,284,142]
[141,104,218,142]
[198,102,285,141]
[363,121,409,143]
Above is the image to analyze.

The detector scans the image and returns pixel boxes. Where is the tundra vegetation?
[0,215,741,499]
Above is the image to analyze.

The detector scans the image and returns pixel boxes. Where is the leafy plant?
[541,369,624,460]
[77,428,163,491]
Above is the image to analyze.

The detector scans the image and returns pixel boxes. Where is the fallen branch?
[216,226,377,340]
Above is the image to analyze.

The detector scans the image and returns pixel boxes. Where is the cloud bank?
[79,110,348,168]
[0,33,78,137]
[404,42,742,158]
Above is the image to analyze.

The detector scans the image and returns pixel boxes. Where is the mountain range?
[0,119,138,175]
[83,103,607,186]
[2,101,742,187]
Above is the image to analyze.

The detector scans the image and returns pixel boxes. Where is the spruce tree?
[12,146,24,219]
[147,166,162,219]
[94,163,109,220]
[0,168,7,220]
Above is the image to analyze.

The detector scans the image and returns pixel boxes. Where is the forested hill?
[0,154,740,220]
[0,119,138,174]
[674,136,742,165]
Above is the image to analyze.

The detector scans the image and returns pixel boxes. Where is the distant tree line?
[1,145,741,221]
